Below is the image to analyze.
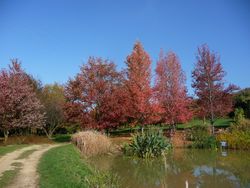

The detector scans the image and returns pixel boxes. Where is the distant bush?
[72,131,111,157]
[123,129,172,158]
[217,119,250,150]
[187,126,217,149]
[234,108,245,123]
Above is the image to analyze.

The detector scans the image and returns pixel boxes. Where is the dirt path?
[0,144,61,188]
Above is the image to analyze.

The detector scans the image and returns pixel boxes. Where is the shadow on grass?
[52,134,71,143]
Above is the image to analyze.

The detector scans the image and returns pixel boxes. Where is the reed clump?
[72,131,111,157]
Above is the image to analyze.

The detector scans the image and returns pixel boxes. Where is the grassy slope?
[110,118,233,135]
[176,118,233,129]
[38,144,91,188]
[110,118,233,136]
[0,145,27,156]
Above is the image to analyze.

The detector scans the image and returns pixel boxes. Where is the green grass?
[38,144,120,188]
[176,118,233,129]
[214,118,233,127]
[16,149,37,160]
[0,145,27,156]
[38,144,91,188]
[110,118,233,135]
[176,119,204,129]
[52,134,71,143]
[0,162,22,187]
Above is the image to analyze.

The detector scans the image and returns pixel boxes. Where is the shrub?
[123,129,172,158]
[217,119,250,150]
[85,169,120,188]
[188,126,217,149]
[234,108,245,123]
[72,131,111,157]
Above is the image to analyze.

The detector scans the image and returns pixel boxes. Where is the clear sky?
[0,0,249,95]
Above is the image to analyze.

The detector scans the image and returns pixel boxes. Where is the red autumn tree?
[0,60,45,142]
[192,44,238,133]
[154,51,192,128]
[64,57,127,131]
[125,41,153,126]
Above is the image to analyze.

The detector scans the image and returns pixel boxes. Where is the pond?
[89,149,250,188]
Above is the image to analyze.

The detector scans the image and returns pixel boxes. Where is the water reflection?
[89,149,250,188]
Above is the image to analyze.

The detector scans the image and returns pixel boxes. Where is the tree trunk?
[47,133,53,139]
[141,126,144,134]
[173,124,176,133]
[211,119,215,135]
[43,122,59,139]
[43,128,52,139]
[105,129,110,136]
[211,124,215,135]
[4,130,9,143]
[203,116,206,125]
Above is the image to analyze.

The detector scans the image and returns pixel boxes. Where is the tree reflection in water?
[89,149,250,188]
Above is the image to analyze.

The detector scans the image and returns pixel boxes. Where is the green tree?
[234,108,245,123]
[234,88,250,119]
[40,83,65,139]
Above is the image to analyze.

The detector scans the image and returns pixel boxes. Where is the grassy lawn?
[177,118,233,129]
[38,144,91,188]
[214,118,233,127]
[176,118,233,129]
[0,145,27,156]
[52,134,71,143]
[110,118,233,135]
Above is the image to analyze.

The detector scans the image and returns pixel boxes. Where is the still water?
[89,149,250,188]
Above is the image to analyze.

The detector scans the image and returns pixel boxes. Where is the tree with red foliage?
[0,60,45,142]
[125,41,153,126]
[192,44,238,133]
[154,51,192,128]
[64,57,127,131]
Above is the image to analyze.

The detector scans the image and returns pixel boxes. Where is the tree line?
[0,41,241,141]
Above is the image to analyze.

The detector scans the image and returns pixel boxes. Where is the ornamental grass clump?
[188,125,218,149]
[72,131,111,157]
[123,129,172,158]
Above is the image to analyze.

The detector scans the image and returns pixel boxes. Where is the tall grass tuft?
[187,125,217,149]
[123,128,172,158]
[72,131,111,157]
[85,169,120,188]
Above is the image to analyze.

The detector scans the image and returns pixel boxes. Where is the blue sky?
[0,0,249,95]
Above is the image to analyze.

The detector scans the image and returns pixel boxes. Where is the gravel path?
[0,144,61,188]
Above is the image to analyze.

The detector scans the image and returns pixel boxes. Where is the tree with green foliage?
[234,108,245,124]
[40,83,65,139]
[234,88,250,119]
